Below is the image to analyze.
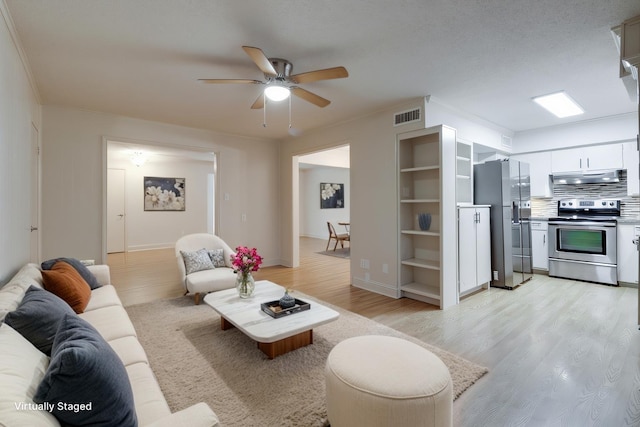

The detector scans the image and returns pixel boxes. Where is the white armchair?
[175,233,238,304]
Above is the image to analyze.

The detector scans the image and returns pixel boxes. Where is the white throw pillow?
[0,323,60,426]
[181,248,215,275]
[208,249,226,268]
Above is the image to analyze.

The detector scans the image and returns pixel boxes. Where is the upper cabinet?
[510,151,552,197]
[456,139,473,204]
[550,145,624,173]
[623,141,639,196]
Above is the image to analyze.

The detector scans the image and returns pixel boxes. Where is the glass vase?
[236,272,255,298]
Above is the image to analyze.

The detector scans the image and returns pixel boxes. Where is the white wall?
[41,105,281,266]
[280,98,427,295]
[513,112,638,153]
[108,153,214,251]
[299,166,350,240]
[0,3,41,284]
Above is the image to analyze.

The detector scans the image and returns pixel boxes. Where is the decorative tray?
[261,298,311,319]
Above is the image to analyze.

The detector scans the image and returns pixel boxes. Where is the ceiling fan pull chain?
[263,92,267,128]
[288,95,292,129]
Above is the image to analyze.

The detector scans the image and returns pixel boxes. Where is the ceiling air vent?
[394,108,421,126]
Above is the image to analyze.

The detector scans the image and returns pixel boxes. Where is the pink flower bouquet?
[231,246,263,275]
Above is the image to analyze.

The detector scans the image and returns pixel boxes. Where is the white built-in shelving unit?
[397,125,458,309]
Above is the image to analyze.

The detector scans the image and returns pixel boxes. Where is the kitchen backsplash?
[531,170,640,219]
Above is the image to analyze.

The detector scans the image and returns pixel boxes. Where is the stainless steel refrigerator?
[473,159,533,289]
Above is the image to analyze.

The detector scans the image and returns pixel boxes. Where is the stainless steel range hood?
[551,169,621,185]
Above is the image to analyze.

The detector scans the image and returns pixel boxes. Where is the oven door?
[548,221,616,265]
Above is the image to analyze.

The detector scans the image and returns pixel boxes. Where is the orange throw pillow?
[42,261,91,313]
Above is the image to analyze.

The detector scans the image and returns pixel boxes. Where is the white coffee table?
[203,280,340,359]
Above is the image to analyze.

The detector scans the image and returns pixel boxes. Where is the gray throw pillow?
[34,313,138,427]
[181,248,215,275]
[4,285,75,355]
[41,257,101,289]
[208,248,226,268]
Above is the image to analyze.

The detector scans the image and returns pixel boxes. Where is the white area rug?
[126,294,487,426]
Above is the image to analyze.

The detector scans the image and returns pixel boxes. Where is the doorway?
[294,144,351,268]
[104,139,217,259]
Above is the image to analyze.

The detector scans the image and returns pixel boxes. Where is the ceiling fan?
[199,46,348,109]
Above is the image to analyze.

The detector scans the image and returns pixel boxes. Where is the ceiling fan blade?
[251,93,265,109]
[242,46,277,76]
[290,66,348,84]
[198,79,263,84]
[291,87,331,108]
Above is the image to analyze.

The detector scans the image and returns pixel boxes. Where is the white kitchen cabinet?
[531,220,548,271]
[510,152,552,197]
[551,144,624,173]
[458,206,491,295]
[456,139,473,204]
[617,224,639,285]
[623,141,639,196]
[398,125,458,309]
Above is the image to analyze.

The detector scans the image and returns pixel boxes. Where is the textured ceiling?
[5,0,640,141]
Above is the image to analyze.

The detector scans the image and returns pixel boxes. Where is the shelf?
[456,175,471,180]
[400,199,440,204]
[401,230,440,237]
[400,282,440,300]
[401,258,440,270]
[400,165,439,173]
[456,156,471,162]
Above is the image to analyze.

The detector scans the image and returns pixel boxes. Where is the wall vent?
[394,108,421,126]
[501,135,513,149]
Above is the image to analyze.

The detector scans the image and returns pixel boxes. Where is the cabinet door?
[511,152,552,197]
[617,224,639,284]
[584,144,623,170]
[531,229,548,270]
[458,208,478,294]
[475,208,492,285]
[623,141,639,196]
[551,148,582,172]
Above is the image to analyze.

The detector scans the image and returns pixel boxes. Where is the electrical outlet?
[493,271,499,280]
[360,259,370,269]
[382,263,388,274]
[365,272,370,282]
[241,213,247,222]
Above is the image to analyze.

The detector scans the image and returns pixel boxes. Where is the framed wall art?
[144,176,185,211]
[320,183,344,209]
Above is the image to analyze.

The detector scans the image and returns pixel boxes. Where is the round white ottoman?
[325,335,453,427]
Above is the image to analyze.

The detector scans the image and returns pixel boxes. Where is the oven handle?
[548,258,616,268]
[548,221,617,227]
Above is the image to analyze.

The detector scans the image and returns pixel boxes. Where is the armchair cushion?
[181,248,215,275]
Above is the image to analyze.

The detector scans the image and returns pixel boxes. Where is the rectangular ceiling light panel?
[532,91,584,118]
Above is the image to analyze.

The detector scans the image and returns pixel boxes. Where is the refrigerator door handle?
[512,201,519,224]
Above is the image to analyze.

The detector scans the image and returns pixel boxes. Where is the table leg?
[257,330,313,359]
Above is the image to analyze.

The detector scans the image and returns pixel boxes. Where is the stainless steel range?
[548,199,620,285]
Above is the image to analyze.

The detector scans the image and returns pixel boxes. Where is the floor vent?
[394,108,421,126]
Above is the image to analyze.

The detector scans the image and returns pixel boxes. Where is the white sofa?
[0,262,219,427]
[175,233,238,304]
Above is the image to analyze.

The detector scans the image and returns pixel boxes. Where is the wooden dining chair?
[326,222,350,251]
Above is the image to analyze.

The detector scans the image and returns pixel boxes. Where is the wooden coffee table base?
[221,317,314,359]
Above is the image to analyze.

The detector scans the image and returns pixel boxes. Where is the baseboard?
[127,243,174,252]
[352,276,399,298]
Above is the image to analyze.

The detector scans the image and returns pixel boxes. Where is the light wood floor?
[108,237,640,426]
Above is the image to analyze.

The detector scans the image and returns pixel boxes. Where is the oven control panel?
[559,199,620,210]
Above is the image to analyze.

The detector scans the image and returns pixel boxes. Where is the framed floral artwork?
[144,177,185,211]
[320,183,344,209]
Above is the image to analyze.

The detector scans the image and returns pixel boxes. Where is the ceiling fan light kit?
[199,46,348,127]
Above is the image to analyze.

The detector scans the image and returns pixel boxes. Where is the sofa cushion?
[0,323,60,427]
[4,285,75,355]
[42,261,91,313]
[34,313,138,427]
[181,248,215,275]
[84,284,122,312]
[42,257,101,290]
[125,362,171,425]
[208,248,226,268]
[79,305,137,341]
